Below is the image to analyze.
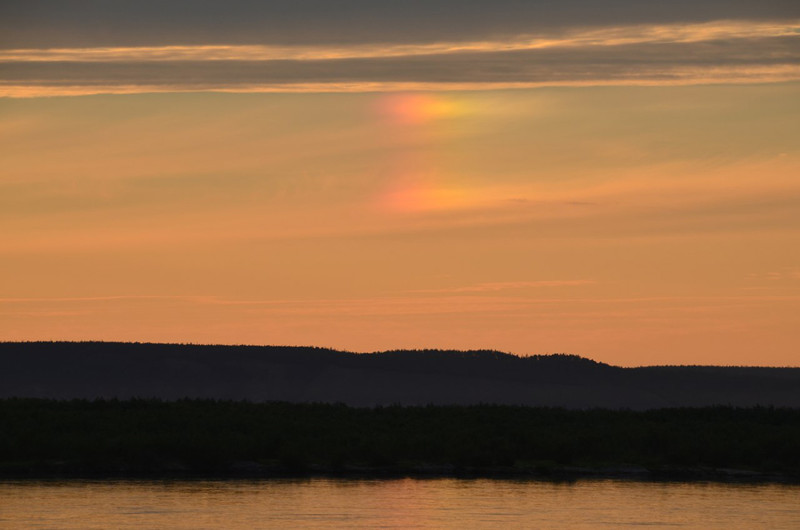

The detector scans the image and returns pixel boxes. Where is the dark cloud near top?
[2,0,799,49]
[3,38,797,87]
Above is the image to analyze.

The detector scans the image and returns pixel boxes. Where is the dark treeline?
[3,342,800,408]
[2,399,798,480]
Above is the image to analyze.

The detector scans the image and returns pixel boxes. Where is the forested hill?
[1,342,798,409]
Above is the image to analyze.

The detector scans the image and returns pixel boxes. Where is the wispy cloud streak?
[409,280,596,294]
[2,21,796,62]
[2,20,798,96]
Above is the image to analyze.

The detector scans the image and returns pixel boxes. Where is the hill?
[1,342,798,409]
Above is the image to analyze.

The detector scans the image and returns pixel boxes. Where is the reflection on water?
[1,478,798,529]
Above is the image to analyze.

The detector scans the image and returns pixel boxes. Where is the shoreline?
[2,464,798,485]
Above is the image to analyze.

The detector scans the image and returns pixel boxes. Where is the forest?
[2,399,798,480]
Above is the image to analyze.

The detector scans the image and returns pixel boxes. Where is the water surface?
[1,478,798,529]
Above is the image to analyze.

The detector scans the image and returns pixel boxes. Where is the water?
[1,478,798,529]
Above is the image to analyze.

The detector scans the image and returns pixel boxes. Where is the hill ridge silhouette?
[1,342,798,409]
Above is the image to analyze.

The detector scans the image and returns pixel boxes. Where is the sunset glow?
[1,1,799,366]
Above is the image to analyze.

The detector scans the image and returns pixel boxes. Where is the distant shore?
[3,399,798,484]
[3,464,798,485]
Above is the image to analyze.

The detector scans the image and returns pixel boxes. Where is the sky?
[1,1,799,366]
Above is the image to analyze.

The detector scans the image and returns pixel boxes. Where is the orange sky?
[1,4,799,366]
[2,84,798,366]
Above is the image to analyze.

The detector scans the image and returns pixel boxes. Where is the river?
[1,478,798,528]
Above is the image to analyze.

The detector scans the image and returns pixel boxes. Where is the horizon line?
[3,340,798,369]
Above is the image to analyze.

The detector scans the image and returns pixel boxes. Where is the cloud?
[410,280,597,294]
[2,42,798,96]
[3,21,796,62]
[2,1,798,49]
[748,268,800,281]
[4,293,799,321]
[2,9,799,96]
